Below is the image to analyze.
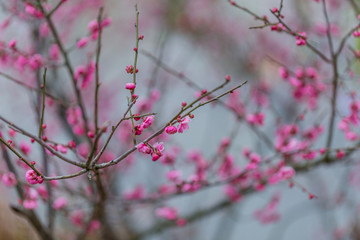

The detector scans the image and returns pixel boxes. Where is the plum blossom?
[53,197,67,210]
[23,188,39,210]
[2,172,17,187]
[254,193,281,224]
[123,185,145,200]
[178,117,190,133]
[125,83,136,90]
[141,116,154,129]
[156,207,178,220]
[165,125,177,134]
[25,170,43,185]
[151,142,164,161]
[70,210,84,227]
[76,37,89,48]
[136,143,151,154]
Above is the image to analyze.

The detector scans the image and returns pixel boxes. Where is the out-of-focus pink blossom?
[2,172,17,187]
[53,197,67,210]
[178,117,190,133]
[25,170,43,185]
[156,207,178,220]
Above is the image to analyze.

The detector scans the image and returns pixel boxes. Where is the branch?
[0,115,85,168]
[36,0,92,145]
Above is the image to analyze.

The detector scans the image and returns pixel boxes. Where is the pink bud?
[141,116,154,129]
[76,37,88,48]
[53,197,67,210]
[88,131,95,138]
[8,39,16,49]
[125,83,136,90]
[156,207,178,220]
[165,125,177,134]
[26,170,42,185]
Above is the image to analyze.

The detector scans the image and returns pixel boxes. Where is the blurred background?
[0,0,360,239]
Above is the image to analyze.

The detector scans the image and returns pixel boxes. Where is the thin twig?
[85,7,104,168]
[43,169,87,180]
[38,68,47,138]
[0,115,85,168]
[0,71,67,106]
[91,96,139,166]
[0,137,42,175]
[37,0,92,145]
[95,81,247,169]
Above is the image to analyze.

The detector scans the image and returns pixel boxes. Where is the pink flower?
[39,23,49,37]
[242,147,251,157]
[125,65,135,74]
[88,220,101,234]
[319,147,326,154]
[277,166,295,180]
[245,162,258,171]
[19,141,31,155]
[53,197,67,210]
[156,207,178,220]
[254,193,281,224]
[302,151,317,160]
[76,37,89,48]
[166,170,182,182]
[25,170,43,185]
[141,116,154,129]
[70,210,84,227]
[151,142,164,161]
[25,4,44,18]
[23,188,39,209]
[278,67,289,79]
[125,83,136,90]
[336,150,345,159]
[249,152,261,164]
[345,131,358,141]
[136,143,152,154]
[224,185,242,202]
[74,65,86,81]
[101,17,112,27]
[295,32,307,46]
[2,172,17,187]
[133,125,143,135]
[8,39,16,49]
[176,218,187,226]
[74,62,95,89]
[49,44,60,60]
[37,185,49,200]
[8,128,16,137]
[338,119,349,131]
[165,125,177,134]
[178,117,190,133]
[123,185,145,200]
[87,131,95,138]
[23,199,38,209]
[246,112,265,126]
[28,54,43,70]
[88,20,99,33]
[57,145,68,154]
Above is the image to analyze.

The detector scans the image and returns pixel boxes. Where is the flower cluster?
[25,170,43,185]
[165,116,191,135]
[137,142,164,161]
[279,66,326,109]
[338,96,360,141]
